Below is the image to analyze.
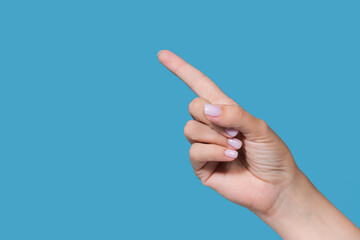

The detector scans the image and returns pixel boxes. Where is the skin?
[158,50,360,240]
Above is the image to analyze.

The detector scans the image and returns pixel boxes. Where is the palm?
[197,132,296,213]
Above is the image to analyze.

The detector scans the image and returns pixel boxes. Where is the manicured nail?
[204,104,222,117]
[225,128,238,137]
[227,138,242,149]
[157,50,163,56]
[225,149,238,159]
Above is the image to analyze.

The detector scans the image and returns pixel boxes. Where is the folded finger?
[184,120,242,150]
[189,97,239,138]
[189,143,239,163]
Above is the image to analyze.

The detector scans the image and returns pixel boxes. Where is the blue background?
[1,0,359,239]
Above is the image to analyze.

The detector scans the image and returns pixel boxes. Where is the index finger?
[158,50,233,104]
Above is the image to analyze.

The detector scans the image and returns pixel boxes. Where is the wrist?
[258,169,314,219]
[255,170,360,240]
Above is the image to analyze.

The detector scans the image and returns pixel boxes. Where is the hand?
[158,50,360,239]
[158,49,299,214]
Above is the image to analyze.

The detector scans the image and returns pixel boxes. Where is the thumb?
[203,104,268,138]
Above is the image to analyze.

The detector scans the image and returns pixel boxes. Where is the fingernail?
[227,138,242,149]
[204,104,222,117]
[225,149,238,159]
[225,128,238,137]
[157,50,163,56]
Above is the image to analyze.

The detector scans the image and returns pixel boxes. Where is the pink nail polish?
[225,149,238,159]
[204,104,222,117]
[225,128,238,137]
[227,138,242,149]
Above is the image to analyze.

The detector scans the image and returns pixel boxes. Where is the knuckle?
[188,97,201,114]
[235,105,244,120]
[257,119,269,132]
[188,73,206,91]
[189,143,199,160]
[224,105,244,126]
[183,120,196,137]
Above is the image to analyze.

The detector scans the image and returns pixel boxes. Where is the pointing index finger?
[158,50,233,104]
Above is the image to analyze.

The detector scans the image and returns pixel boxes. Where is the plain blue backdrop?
[0,0,359,239]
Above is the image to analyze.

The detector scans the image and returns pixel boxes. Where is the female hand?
[158,50,360,240]
[158,49,299,215]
